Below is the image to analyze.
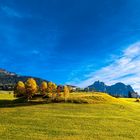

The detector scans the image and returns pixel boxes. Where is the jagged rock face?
[107,83,134,97]
[88,81,107,92]
[88,81,135,97]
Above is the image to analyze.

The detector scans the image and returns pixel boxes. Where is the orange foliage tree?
[25,78,38,99]
[14,81,26,97]
[47,82,57,98]
[40,81,48,95]
[63,85,70,100]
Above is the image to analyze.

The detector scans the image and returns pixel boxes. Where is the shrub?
[135,98,140,102]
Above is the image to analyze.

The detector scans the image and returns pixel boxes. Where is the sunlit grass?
[0,91,140,140]
[0,91,15,100]
[68,92,120,103]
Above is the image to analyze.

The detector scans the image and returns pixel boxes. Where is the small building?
[131,92,139,98]
[66,85,77,92]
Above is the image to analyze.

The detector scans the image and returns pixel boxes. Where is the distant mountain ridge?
[0,69,17,76]
[87,81,136,97]
[0,68,48,90]
[0,69,138,97]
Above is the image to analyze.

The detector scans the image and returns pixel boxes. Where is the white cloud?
[74,42,140,93]
[1,6,22,18]
[31,50,40,55]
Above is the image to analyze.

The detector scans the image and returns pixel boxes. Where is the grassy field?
[0,91,140,140]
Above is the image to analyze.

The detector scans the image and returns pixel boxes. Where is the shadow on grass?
[0,96,102,108]
[0,98,51,108]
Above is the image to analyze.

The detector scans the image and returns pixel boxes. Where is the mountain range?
[87,81,136,97]
[0,69,138,97]
[0,68,47,90]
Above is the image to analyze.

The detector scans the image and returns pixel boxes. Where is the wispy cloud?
[31,50,40,55]
[1,6,22,18]
[70,42,140,93]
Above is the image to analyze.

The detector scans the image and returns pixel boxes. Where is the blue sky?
[0,0,140,92]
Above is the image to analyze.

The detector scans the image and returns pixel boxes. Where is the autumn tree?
[52,83,57,99]
[25,78,38,99]
[40,81,48,95]
[57,86,61,96]
[52,83,57,93]
[47,82,56,93]
[47,82,57,98]
[47,82,53,93]
[14,81,25,97]
[63,85,70,100]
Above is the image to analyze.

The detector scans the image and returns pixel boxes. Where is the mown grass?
[67,92,119,103]
[31,92,119,104]
[0,91,140,140]
[0,91,14,100]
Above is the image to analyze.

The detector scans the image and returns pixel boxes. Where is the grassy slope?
[0,91,140,140]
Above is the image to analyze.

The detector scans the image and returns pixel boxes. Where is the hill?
[66,92,119,104]
[0,91,140,140]
[0,69,48,90]
[88,81,136,97]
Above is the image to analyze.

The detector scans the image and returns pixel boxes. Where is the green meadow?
[0,91,140,140]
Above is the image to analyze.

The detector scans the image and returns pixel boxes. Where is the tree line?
[14,78,70,100]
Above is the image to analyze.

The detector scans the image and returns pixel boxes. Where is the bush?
[135,99,140,102]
